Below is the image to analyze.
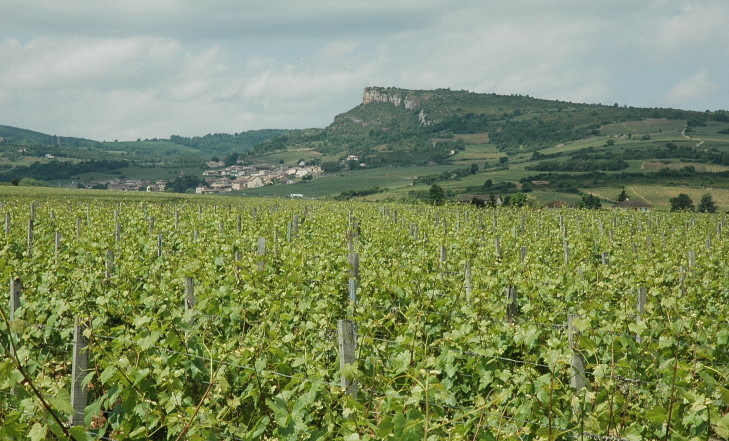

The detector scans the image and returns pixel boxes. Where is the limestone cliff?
[362,87,419,110]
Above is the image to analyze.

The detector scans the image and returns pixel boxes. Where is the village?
[195,160,322,194]
[77,159,324,194]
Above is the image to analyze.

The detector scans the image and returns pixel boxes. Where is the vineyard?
[0,194,728,441]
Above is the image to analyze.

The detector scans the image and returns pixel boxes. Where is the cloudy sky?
[1,0,728,141]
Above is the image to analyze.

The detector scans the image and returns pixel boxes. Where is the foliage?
[428,184,445,205]
[617,188,628,202]
[170,129,287,154]
[577,193,602,209]
[166,175,205,193]
[0,195,726,440]
[669,193,695,211]
[0,160,129,182]
[697,193,718,213]
[334,186,384,200]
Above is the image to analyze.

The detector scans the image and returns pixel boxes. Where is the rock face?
[362,87,418,110]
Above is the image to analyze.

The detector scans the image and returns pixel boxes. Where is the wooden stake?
[349,252,359,280]
[464,261,472,301]
[636,286,647,343]
[257,237,266,271]
[568,315,588,391]
[105,250,114,280]
[27,218,33,257]
[70,318,89,427]
[337,319,358,399]
[506,286,517,320]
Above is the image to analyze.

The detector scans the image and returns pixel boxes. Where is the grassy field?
[585,185,729,211]
[599,118,686,136]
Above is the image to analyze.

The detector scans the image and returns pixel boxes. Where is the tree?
[617,188,628,202]
[578,194,602,209]
[509,193,529,207]
[697,193,718,213]
[669,193,694,212]
[470,163,479,174]
[428,184,445,206]
[322,162,343,173]
[499,156,509,164]
[223,152,240,166]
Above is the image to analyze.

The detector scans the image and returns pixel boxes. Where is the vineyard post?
[9,277,21,394]
[287,222,293,241]
[219,221,224,234]
[184,277,196,327]
[636,287,647,343]
[9,278,21,356]
[70,318,89,427]
[464,261,472,302]
[705,235,711,251]
[678,266,686,296]
[50,210,55,220]
[237,214,241,233]
[439,245,447,265]
[601,252,609,265]
[76,217,82,238]
[234,251,242,280]
[348,279,357,313]
[149,216,155,234]
[257,237,266,271]
[494,237,501,260]
[568,315,588,391]
[27,218,33,257]
[349,252,359,280]
[30,202,35,221]
[157,234,163,258]
[337,319,358,399]
[506,286,517,321]
[563,240,570,265]
[520,246,527,264]
[175,209,180,229]
[55,232,61,259]
[688,250,696,268]
[5,212,9,235]
[105,250,114,280]
[293,215,299,235]
[492,210,497,230]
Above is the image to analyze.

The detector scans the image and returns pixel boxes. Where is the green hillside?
[3,87,729,209]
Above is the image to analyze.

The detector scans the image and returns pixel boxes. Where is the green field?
[0,191,727,440]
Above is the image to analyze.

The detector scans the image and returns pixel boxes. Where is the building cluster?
[196,163,322,194]
[78,179,167,191]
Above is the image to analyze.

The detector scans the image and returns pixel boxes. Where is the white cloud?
[1,0,728,139]
[663,70,720,106]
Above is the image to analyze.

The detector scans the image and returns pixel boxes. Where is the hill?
[3,87,729,209]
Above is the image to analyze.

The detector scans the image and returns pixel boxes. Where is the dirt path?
[629,186,651,203]
[681,128,705,148]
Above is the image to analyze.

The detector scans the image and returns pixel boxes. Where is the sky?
[1,0,728,141]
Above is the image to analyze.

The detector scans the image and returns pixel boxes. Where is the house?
[614,199,653,212]
[231,177,248,191]
[457,194,503,206]
[246,176,264,189]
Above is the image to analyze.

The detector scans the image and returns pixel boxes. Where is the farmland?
[0,190,728,440]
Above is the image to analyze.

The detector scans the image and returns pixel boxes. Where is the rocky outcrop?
[362,87,418,110]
